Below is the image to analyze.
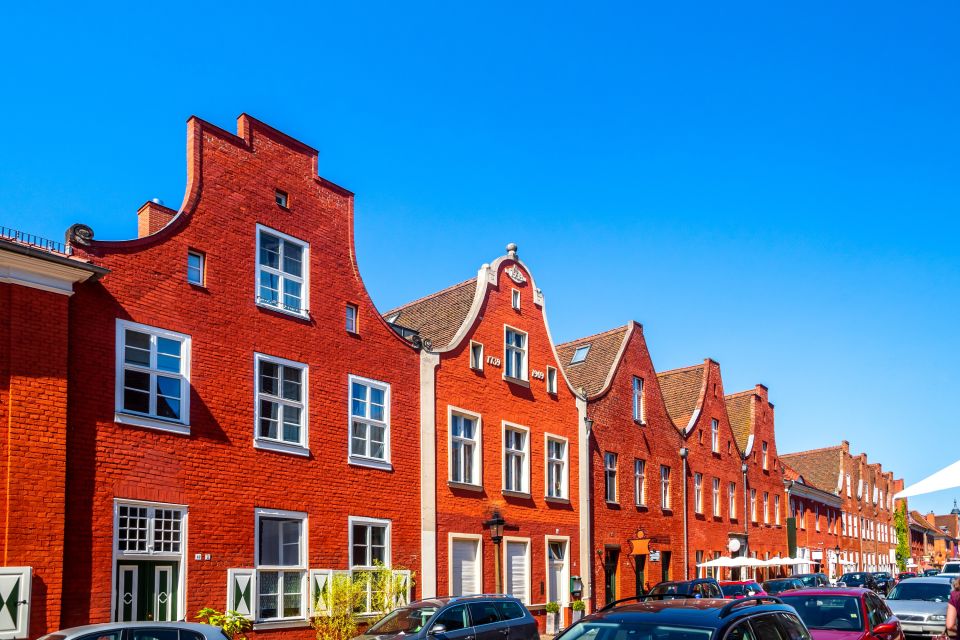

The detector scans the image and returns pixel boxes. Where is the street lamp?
[484,510,507,593]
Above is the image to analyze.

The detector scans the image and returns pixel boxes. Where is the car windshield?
[558,620,714,640]
[780,595,864,631]
[840,574,866,585]
[887,582,951,602]
[721,583,761,597]
[943,564,960,573]
[763,580,796,593]
[874,573,891,580]
[366,604,439,634]
[798,576,820,586]
[649,583,689,595]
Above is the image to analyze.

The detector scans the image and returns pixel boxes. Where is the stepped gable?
[780,445,844,494]
[656,363,706,431]
[383,277,477,348]
[557,324,630,398]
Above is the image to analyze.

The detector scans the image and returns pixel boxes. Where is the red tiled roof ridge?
[384,277,477,316]
[781,444,843,458]
[657,361,708,377]
[557,322,633,349]
[725,388,759,399]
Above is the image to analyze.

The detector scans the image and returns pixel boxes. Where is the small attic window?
[275,189,289,208]
[570,345,590,364]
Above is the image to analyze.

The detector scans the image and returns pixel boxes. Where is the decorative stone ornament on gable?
[506,265,526,284]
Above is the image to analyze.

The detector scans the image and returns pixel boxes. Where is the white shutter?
[505,541,528,604]
[309,570,333,616]
[0,567,31,640]
[226,569,256,620]
[393,570,412,607]
[452,539,479,596]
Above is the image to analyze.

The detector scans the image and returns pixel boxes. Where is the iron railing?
[0,225,72,255]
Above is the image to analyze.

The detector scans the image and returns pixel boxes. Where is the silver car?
[884,576,953,637]
[38,622,228,640]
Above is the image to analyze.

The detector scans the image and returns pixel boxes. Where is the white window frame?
[114,319,192,435]
[255,507,308,623]
[448,406,482,487]
[544,433,569,500]
[846,474,851,497]
[815,505,821,532]
[448,533,483,596]
[712,477,720,517]
[511,288,521,310]
[255,224,310,319]
[775,494,781,524]
[763,492,769,524]
[750,489,757,522]
[635,459,646,507]
[504,325,528,382]
[469,341,484,371]
[711,419,719,453]
[762,442,769,470]
[729,482,737,519]
[632,377,645,423]
[546,366,558,394]
[694,473,703,514]
[502,536,531,605]
[187,250,205,286]
[348,375,392,470]
[570,345,590,364]
[605,452,618,504]
[660,465,671,510]
[502,422,530,495]
[544,536,571,607]
[349,516,392,615]
[345,303,358,334]
[254,353,309,456]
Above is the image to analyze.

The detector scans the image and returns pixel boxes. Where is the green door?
[116,561,179,621]
[604,549,619,605]
[634,555,646,596]
[661,552,672,582]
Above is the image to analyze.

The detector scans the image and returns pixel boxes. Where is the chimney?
[841,440,850,453]
[926,512,938,527]
[137,199,176,238]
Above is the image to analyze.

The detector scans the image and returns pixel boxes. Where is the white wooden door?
[0,567,31,640]
[505,541,529,604]
[451,539,480,595]
[547,541,567,604]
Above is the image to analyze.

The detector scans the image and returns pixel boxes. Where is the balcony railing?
[0,225,72,255]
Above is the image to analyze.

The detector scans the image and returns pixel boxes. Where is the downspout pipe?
[742,462,749,580]
[681,447,690,579]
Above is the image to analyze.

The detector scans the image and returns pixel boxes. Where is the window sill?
[448,481,483,492]
[255,301,311,322]
[502,489,531,499]
[606,500,620,506]
[545,496,570,505]
[115,412,190,436]
[503,375,530,388]
[349,455,393,471]
[255,439,310,457]
[253,619,310,631]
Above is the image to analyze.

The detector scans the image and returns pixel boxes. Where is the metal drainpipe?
[742,462,749,580]
[680,447,690,579]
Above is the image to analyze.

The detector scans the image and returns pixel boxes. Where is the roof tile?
[780,446,843,494]
[383,278,477,348]
[724,392,754,453]
[656,364,705,431]
[557,325,630,397]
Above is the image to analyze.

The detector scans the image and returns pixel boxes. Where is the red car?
[719,580,767,599]
[779,588,905,640]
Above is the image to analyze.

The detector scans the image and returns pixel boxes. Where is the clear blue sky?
[2,2,958,514]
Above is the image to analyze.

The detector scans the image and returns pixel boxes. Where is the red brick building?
[556,323,683,608]
[385,246,583,628]
[780,463,843,580]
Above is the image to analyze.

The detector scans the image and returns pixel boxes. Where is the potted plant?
[195,608,252,640]
[545,601,561,634]
[571,599,585,622]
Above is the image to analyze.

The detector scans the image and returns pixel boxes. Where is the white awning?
[895,459,960,499]
[697,556,739,568]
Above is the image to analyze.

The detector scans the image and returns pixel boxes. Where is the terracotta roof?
[384,278,477,348]
[910,511,944,535]
[780,446,843,495]
[782,462,802,482]
[656,364,705,431]
[557,325,630,398]
[935,515,960,539]
[724,391,754,453]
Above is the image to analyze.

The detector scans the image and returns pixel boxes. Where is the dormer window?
[570,345,590,364]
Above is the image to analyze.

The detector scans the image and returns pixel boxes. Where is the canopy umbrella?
[697,556,739,568]
[762,556,789,567]
[730,556,766,568]
[895,459,960,499]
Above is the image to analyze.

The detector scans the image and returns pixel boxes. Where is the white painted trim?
[117,565,138,622]
[253,352,310,454]
[684,407,701,434]
[576,396,592,610]
[744,433,755,457]
[543,432,569,500]
[511,288,521,310]
[347,516,392,568]
[502,421,531,494]
[255,223,310,319]
[253,508,309,623]
[0,247,99,295]
[469,341,484,371]
[114,319,192,432]
[420,351,439,598]
[544,536,571,607]
[447,533,483,596]
[154,565,173,621]
[502,536,532,605]
[447,405,483,487]
[346,374,392,466]
[546,366,558,394]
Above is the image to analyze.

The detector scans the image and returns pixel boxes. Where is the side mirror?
[429,625,447,636]
[872,622,897,636]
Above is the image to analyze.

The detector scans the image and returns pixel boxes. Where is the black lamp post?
[484,510,507,593]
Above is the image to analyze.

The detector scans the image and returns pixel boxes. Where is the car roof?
[898,576,954,584]
[407,594,523,607]
[44,623,218,638]
[585,598,797,627]
[720,581,759,585]
[779,587,872,597]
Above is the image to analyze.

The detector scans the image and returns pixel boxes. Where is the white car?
[940,561,960,578]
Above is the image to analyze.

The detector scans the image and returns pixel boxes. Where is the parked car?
[873,572,894,595]
[558,594,814,640]
[780,587,905,640]
[38,622,228,640]
[720,581,767,599]
[762,577,805,595]
[939,562,960,577]
[647,578,723,599]
[794,573,830,588]
[838,572,880,592]
[895,573,918,584]
[922,570,941,577]
[884,576,953,638]
[360,594,537,640]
